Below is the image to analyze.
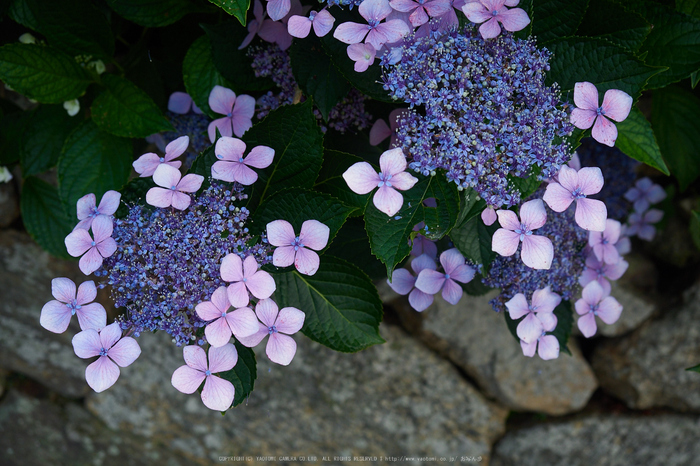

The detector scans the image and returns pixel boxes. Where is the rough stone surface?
[0,180,20,228]
[387,290,598,415]
[0,230,92,398]
[492,413,700,466]
[592,282,700,412]
[0,390,188,466]
[86,324,507,464]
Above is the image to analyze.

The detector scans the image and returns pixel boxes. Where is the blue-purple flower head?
[382,27,574,209]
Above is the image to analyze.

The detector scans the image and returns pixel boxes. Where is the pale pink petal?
[226,308,260,338]
[267,219,296,247]
[255,298,279,328]
[333,22,370,44]
[531,286,561,314]
[424,0,451,17]
[208,117,234,143]
[481,207,497,225]
[98,322,121,350]
[517,313,543,344]
[370,118,391,145]
[266,333,297,365]
[520,339,537,357]
[201,375,235,411]
[411,235,437,258]
[379,148,407,176]
[496,209,520,230]
[183,345,208,372]
[300,219,330,250]
[575,198,607,231]
[360,0,393,20]
[409,7,429,27]
[108,337,140,367]
[96,237,116,259]
[408,289,433,312]
[246,270,276,299]
[76,193,96,220]
[91,215,113,243]
[497,7,530,31]
[543,182,574,212]
[606,259,629,280]
[288,15,312,38]
[557,165,579,193]
[236,324,269,347]
[294,247,320,275]
[601,89,632,122]
[227,282,249,307]
[273,246,296,268]
[207,343,238,373]
[65,229,93,257]
[449,263,475,283]
[215,136,247,161]
[176,174,204,193]
[343,161,381,194]
[72,329,102,358]
[577,167,604,196]
[373,186,404,216]
[575,296,589,316]
[591,115,618,147]
[79,247,104,275]
[387,268,415,295]
[491,228,520,257]
[97,191,121,216]
[275,306,305,334]
[168,92,193,114]
[390,171,418,191]
[76,303,107,331]
[133,153,162,177]
[577,312,597,338]
[570,108,597,130]
[595,243,620,265]
[205,317,233,347]
[439,248,465,275]
[479,18,502,39]
[521,235,554,270]
[414,269,446,294]
[596,296,623,325]
[164,135,190,159]
[211,160,238,183]
[519,199,547,230]
[411,253,437,273]
[216,285,238,311]
[462,2,491,23]
[52,277,77,303]
[40,301,72,333]
[505,293,530,319]
[348,43,375,72]
[244,145,274,168]
[375,19,410,45]
[390,0,419,12]
[574,82,599,110]
[537,335,559,360]
[85,356,120,393]
[538,312,558,333]
[221,254,244,282]
[267,0,291,21]
[209,85,236,115]
[258,19,289,47]
[441,278,463,305]
[152,164,181,189]
[145,187,174,209]
[504,0,520,6]
[171,365,205,394]
[231,95,255,136]
[244,254,260,278]
[312,10,335,37]
[196,300,224,322]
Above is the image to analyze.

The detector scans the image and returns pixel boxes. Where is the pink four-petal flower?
[347,43,377,73]
[146,164,204,211]
[491,199,554,270]
[207,85,256,142]
[570,82,632,147]
[133,135,188,178]
[40,278,107,333]
[220,254,276,305]
[171,344,238,411]
[342,148,419,217]
[505,287,561,344]
[73,190,121,231]
[288,9,335,38]
[588,219,622,265]
[195,287,260,348]
[462,0,531,40]
[211,136,275,185]
[239,0,295,50]
[624,177,666,213]
[575,280,623,338]
[520,329,559,360]
[72,322,141,393]
[266,219,330,276]
[333,0,410,51]
[388,253,438,312]
[626,208,663,241]
[579,254,629,295]
[414,248,475,305]
[390,0,451,27]
[65,215,117,275]
[543,165,607,232]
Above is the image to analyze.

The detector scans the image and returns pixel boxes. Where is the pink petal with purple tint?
[294,247,320,275]
[231,95,255,137]
[76,193,96,220]
[521,234,553,269]
[133,153,161,177]
[176,174,204,193]
[79,247,104,275]
[479,18,502,39]
[171,365,205,394]
[255,298,279,328]
[491,228,520,257]
[40,301,72,333]
[97,191,121,216]
[520,339,537,357]
[245,145,275,168]
[208,343,238,373]
[517,313,543,344]
[226,308,260,338]
[267,332,297,365]
[412,253,437,273]
[370,118,391,145]
[245,270,276,300]
[531,286,561,314]
[601,89,632,122]
[409,289,433,312]
[538,312,557,333]
[236,324,269,347]
[208,117,233,143]
[462,2,490,23]
[597,296,622,325]
[221,253,244,282]
[76,303,107,331]
[72,329,101,358]
[379,148,407,175]
[146,187,174,209]
[273,245,296,268]
[343,161,381,194]
[520,199,547,230]
[505,293,529,320]
[439,248,465,275]
[216,136,246,160]
[441,278,463,304]
[170,191,192,211]
[201,375,235,411]
[577,312,597,338]
[388,268,415,295]
[267,219,295,246]
[209,85,236,115]
[313,9,335,37]
[409,7,429,27]
[227,282,249,308]
[373,186,404,216]
[391,171,418,191]
[288,15,312,38]
[85,356,120,393]
[575,198,607,231]
[183,345,208,372]
[52,277,77,302]
[573,82,599,110]
[361,0,393,20]
[389,0,417,12]
[497,7,530,31]
[267,0,291,21]
[168,92,193,114]
[300,220,330,250]
[377,19,410,45]
[537,335,559,360]
[275,306,305,334]
[65,229,93,257]
[543,182,574,212]
[481,207,497,225]
[205,317,233,347]
[414,269,446,294]
[496,209,520,230]
[570,108,597,130]
[591,115,618,147]
[333,22,370,44]
[108,337,141,367]
[165,135,189,158]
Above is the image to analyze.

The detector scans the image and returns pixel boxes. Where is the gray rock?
[0,230,92,398]
[0,390,188,466]
[492,413,700,466]
[86,324,507,464]
[0,180,19,228]
[592,282,700,412]
[387,290,597,415]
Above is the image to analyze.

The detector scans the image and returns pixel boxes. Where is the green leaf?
[274,255,384,353]
[0,44,92,103]
[531,0,590,44]
[252,188,354,253]
[106,0,198,27]
[686,363,700,373]
[454,188,485,229]
[202,22,274,93]
[450,216,498,272]
[325,217,385,281]
[91,74,173,138]
[550,300,573,355]
[690,210,700,251]
[615,106,670,175]
[242,100,325,208]
[20,176,74,259]
[0,109,34,165]
[183,35,232,117]
[114,177,156,219]
[691,69,700,88]
[189,143,218,191]
[545,36,662,100]
[627,0,700,88]
[289,35,351,121]
[219,340,256,408]
[508,166,543,200]
[576,0,651,52]
[365,174,460,276]
[57,120,132,216]
[678,0,700,18]
[208,0,250,26]
[10,0,114,59]
[315,149,371,215]
[651,85,700,191]
[20,105,81,177]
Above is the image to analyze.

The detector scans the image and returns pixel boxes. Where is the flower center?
[205,369,212,376]
[571,187,586,200]
[238,157,244,163]
[492,9,499,16]
[596,107,606,116]
[367,19,380,29]
[159,157,165,162]
[589,303,600,315]
[171,185,177,190]
[514,223,533,241]
[227,112,233,117]
[309,11,317,21]
[291,235,304,251]
[217,154,223,159]
[91,240,96,247]
[268,325,277,335]
[378,172,393,188]
[99,347,108,357]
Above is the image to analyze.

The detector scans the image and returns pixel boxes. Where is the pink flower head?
[239,0,294,50]
[624,177,666,213]
[588,219,622,265]
[40,278,107,333]
[579,254,629,295]
[342,147,419,217]
[171,344,237,411]
[133,135,188,178]
[65,215,117,275]
[238,298,305,366]
[207,85,255,142]
[491,199,554,270]
[390,0,451,27]
[462,0,530,39]
[570,82,632,147]
[481,206,497,225]
[72,322,141,393]
[369,108,408,146]
[333,0,410,51]
[388,253,437,312]
[146,164,204,211]
[414,248,475,305]
[211,136,274,185]
[505,286,561,344]
[288,9,335,38]
[266,219,330,276]
[220,254,276,304]
[74,190,121,230]
[167,92,202,114]
[543,165,607,231]
[347,43,377,73]
[195,287,260,347]
[626,208,663,241]
[410,233,437,258]
[575,280,623,338]
[520,329,559,360]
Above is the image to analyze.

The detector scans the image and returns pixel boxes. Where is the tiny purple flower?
[543,165,607,231]
[575,280,623,338]
[195,287,260,347]
[74,190,121,230]
[171,344,238,411]
[414,248,475,305]
[491,199,554,270]
[626,208,664,242]
[266,219,330,276]
[387,253,438,312]
[505,286,561,344]
[40,278,107,333]
[624,177,666,213]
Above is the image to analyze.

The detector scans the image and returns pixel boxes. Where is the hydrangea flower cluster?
[383,27,574,209]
